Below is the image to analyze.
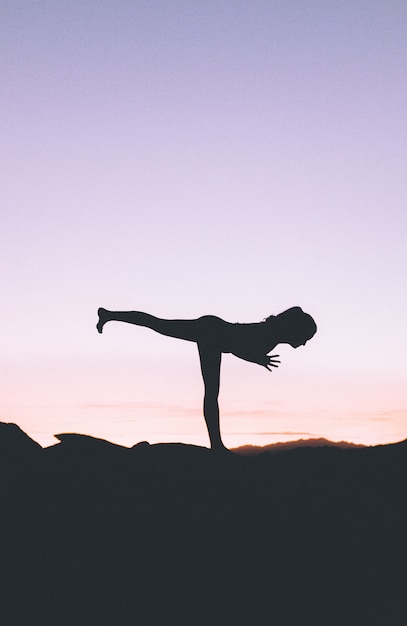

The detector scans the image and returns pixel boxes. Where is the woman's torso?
[197,316,277,354]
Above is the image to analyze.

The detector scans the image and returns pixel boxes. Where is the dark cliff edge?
[1,422,406,626]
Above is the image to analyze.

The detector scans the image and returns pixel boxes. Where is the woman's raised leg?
[97,308,229,450]
[97,308,202,342]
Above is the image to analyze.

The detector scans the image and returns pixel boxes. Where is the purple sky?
[1,1,406,447]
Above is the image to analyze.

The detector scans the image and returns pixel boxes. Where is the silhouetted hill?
[1,421,406,626]
[232,436,366,455]
[0,421,42,459]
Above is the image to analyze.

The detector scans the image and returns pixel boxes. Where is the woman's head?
[266,307,317,348]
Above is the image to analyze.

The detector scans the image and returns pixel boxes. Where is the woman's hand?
[262,354,280,371]
[231,348,280,370]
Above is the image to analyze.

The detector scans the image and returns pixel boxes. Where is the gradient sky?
[1,1,406,448]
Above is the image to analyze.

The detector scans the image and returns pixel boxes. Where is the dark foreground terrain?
[1,422,406,625]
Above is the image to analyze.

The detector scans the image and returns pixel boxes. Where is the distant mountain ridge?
[232,437,366,456]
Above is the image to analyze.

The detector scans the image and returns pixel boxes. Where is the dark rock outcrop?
[1,422,406,625]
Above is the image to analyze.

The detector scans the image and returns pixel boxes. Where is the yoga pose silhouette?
[96,307,317,451]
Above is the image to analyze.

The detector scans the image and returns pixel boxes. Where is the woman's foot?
[210,441,231,454]
[96,308,110,333]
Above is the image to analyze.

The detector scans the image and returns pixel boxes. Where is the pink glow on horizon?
[2,355,406,449]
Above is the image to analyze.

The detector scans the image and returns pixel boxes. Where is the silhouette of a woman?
[96,307,317,451]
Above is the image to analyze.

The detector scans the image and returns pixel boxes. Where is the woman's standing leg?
[197,343,226,450]
[97,308,228,450]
